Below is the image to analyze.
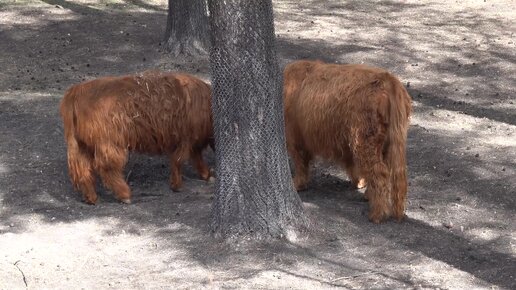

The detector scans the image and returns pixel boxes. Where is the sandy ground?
[0,0,515,289]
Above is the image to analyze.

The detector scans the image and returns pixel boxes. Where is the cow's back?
[70,71,212,155]
[284,61,391,160]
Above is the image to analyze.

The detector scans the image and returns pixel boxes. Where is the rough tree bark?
[164,0,209,57]
[208,0,308,239]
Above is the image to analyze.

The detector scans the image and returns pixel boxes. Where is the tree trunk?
[208,0,307,239]
[164,0,209,57]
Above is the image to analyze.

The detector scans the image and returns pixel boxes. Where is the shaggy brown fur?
[283,60,412,223]
[60,70,214,204]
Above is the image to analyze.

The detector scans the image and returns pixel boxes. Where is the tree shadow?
[123,0,166,12]
[275,40,515,127]
[41,0,165,14]
[276,38,373,64]
[0,0,172,94]
[410,89,515,126]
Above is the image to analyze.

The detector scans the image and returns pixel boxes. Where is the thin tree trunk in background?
[208,0,308,239]
[164,0,209,57]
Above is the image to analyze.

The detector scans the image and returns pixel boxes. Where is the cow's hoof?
[120,198,131,204]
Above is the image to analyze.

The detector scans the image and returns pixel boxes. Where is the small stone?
[475,153,479,157]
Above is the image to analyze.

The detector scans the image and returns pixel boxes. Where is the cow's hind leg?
[342,159,368,202]
[67,142,98,204]
[191,147,211,181]
[169,144,191,191]
[289,146,312,191]
[94,143,131,204]
[390,149,408,222]
[354,141,392,223]
[342,157,367,190]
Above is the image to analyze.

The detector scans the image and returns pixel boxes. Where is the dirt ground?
[0,0,515,289]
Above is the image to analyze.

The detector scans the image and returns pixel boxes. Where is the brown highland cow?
[283,60,412,223]
[60,70,214,204]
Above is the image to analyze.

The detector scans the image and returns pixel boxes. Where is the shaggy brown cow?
[60,70,214,204]
[283,60,412,223]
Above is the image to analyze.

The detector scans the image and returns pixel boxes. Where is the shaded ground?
[0,0,515,289]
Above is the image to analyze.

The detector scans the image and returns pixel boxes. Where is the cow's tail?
[377,72,412,220]
[60,85,94,192]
